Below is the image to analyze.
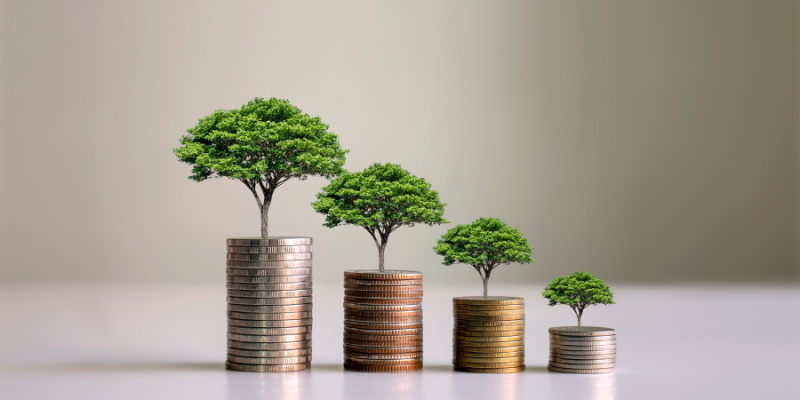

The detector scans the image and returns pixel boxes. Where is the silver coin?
[227,303,312,313]
[227,355,312,365]
[343,344,423,354]
[228,237,312,246]
[227,245,312,254]
[228,297,312,306]
[549,357,616,364]
[227,274,312,283]
[549,348,616,356]
[344,278,422,286]
[227,348,311,358]
[225,361,310,372]
[226,267,311,276]
[550,337,616,346]
[344,303,421,311]
[225,259,313,268]
[228,318,313,328]
[227,289,313,298]
[343,283,423,291]
[227,311,311,320]
[226,282,312,291]
[228,339,311,351]
[550,333,616,341]
[227,332,312,343]
[548,326,615,336]
[550,343,616,351]
[547,353,615,360]
[227,252,312,262]
[547,365,614,374]
[229,325,312,335]
[549,361,615,369]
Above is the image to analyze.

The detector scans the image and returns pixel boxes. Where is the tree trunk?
[482,278,488,299]
[378,244,386,272]
[260,202,271,238]
[577,311,582,327]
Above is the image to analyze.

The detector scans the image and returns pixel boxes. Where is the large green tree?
[174,97,348,237]
[542,271,615,327]
[312,163,447,272]
[434,218,534,298]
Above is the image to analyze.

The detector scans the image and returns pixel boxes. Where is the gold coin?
[226,267,311,276]
[343,363,422,372]
[227,311,311,321]
[454,335,524,342]
[454,314,524,321]
[547,365,614,374]
[550,343,616,351]
[228,318,312,328]
[344,316,422,323]
[227,303,312,312]
[227,275,312,283]
[227,333,312,343]
[344,283,422,291]
[453,296,523,305]
[549,348,616,356]
[344,303,421,311]
[228,348,311,358]
[454,304,524,311]
[227,340,311,351]
[549,357,615,365]
[226,282,312,291]
[454,319,524,327]
[454,366,525,373]
[345,339,423,347]
[345,327,423,336]
[455,356,525,364]
[344,351,422,360]
[225,361,309,372]
[453,329,524,337]
[225,259,313,268]
[345,310,422,318]
[453,361,524,369]
[228,326,311,335]
[344,297,421,305]
[344,358,422,366]
[344,270,422,280]
[345,278,421,286]
[454,346,524,353]
[344,333,422,342]
[454,324,523,332]
[344,290,423,299]
[227,355,312,365]
[344,321,422,330]
[454,351,524,358]
[453,340,524,348]
[227,237,312,246]
[548,326,615,337]
[227,245,312,254]
[453,309,524,317]
[344,344,423,354]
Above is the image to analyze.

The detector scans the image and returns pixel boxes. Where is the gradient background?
[1,0,798,287]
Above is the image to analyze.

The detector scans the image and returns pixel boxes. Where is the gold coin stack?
[342,270,423,372]
[547,326,616,374]
[225,237,313,372]
[452,296,525,373]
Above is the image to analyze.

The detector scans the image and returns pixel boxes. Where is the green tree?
[174,97,348,237]
[542,271,615,327]
[312,163,447,272]
[434,218,534,298]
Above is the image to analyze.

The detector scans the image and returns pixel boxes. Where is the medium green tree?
[542,271,615,327]
[312,163,447,272]
[174,97,348,237]
[434,218,534,298]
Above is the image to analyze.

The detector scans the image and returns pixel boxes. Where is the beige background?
[1,0,798,285]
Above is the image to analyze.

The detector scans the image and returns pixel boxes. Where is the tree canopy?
[312,163,447,271]
[542,271,615,327]
[434,217,533,297]
[174,97,348,237]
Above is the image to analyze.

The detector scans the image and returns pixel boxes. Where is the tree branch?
[241,179,263,208]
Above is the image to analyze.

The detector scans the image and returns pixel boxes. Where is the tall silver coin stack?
[225,237,313,372]
[547,326,616,374]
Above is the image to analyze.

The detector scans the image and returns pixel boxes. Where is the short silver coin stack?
[547,326,616,374]
[225,237,313,372]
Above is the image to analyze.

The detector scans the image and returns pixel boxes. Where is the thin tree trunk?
[577,310,582,327]
[482,278,488,299]
[260,202,271,238]
[378,244,386,272]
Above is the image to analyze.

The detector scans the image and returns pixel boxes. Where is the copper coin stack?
[225,237,313,372]
[342,270,423,372]
[452,296,525,373]
[547,326,616,374]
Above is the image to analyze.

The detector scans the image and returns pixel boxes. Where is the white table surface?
[1,282,798,399]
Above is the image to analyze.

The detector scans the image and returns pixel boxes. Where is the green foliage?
[542,271,614,326]
[312,163,447,271]
[434,218,533,297]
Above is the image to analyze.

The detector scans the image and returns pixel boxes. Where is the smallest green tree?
[434,218,534,298]
[542,271,615,327]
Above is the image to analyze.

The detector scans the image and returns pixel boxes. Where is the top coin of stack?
[452,296,525,373]
[547,326,616,374]
[343,270,423,372]
[225,237,313,373]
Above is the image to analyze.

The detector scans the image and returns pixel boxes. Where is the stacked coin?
[225,237,313,372]
[342,270,423,372]
[547,326,616,373]
[452,296,525,373]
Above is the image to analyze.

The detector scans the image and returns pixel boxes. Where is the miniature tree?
[174,97,348,237]
[541,271,615,327]
[312,163,447,272]
[434,218,534,298]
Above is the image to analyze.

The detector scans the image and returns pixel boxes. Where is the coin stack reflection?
[225,237,313,372]
[547,326,616,373]
[342,270,423,372]
[452,296,525,373]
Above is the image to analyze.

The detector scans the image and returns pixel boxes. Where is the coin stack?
[342,270,423,372]
[547,326,616,373]
[452,296,525,373]
[225,237,313,372]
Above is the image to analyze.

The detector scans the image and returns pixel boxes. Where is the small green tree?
[174,97,348,237]
[312,163,447,272]
[434,218,534,298]
[542,271,615,327]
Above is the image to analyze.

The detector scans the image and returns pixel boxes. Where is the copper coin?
[228,318,312,328]
[345,327,423,336]
[344,316,422,323]
[344,321,422,330]
[225,361,310,372]
[343,363,422,372]
[227,333,312,343]
[344,358,422,366]
[227,311,311,321]
[227,274,312,283]
[344,290,423,299]
[345,310,422,318]
[345,339,423,347]
[344,333,422,342]
[344,283,422,291]
[453,296,523,305]
[227,282,312,291]
[227,237,312,246]
[344,297,421,305]
[226,267,311,276]
[228,326,311,335]
[344,351,422,360]
[227,339,311,351]
[344,270,422,280]
[344,344,422,354]
[548,326,615,337]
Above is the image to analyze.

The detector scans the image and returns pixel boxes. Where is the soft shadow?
[19,362,223,372]
[309,363,343,371]
[422,364,453,372]
[526,365,549,373]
